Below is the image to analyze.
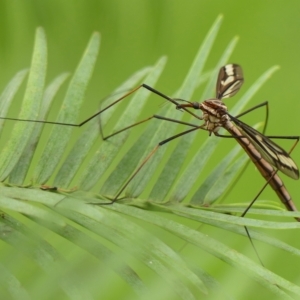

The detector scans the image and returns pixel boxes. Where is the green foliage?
[0,18,300,300]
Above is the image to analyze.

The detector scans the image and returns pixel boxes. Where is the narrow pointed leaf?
[34,32,100,184]
[9,73,70,185]
[0,69,29,134]
[203,154,248,204]
[0,28,47,181]
[190,145,244,204]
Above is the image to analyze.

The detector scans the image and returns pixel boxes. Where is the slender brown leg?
[90,126,200,205]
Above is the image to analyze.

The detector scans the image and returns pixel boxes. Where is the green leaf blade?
[0,28,47,181]
[34,32,100,184]
[9,73,70,185]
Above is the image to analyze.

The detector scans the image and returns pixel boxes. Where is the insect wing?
[230,116,299,179]
[216,64,244,99]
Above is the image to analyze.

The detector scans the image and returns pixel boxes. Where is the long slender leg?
[242,137,300,217]
[103,115,199,140]
[91,126,200,205]
[221,134,300,205]
[221,102,299,264]
[239,136,300,266]
[221,100,296,203]
[235,101,269,134]
[0,83,199,128]
[0,84,146,126]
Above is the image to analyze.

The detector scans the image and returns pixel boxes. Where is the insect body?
[177,64,299,219]
[0,64,298,220]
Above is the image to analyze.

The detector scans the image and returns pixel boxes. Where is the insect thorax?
[199,99,229,133]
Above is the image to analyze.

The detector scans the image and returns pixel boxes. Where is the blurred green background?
[0,1,300,299]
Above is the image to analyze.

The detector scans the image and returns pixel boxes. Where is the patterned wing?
[230,115,299,179]
[216,64,244,99]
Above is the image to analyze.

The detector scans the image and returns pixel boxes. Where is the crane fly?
[100,64,299,265]
[1,63,297,270]
[93,64,299,223]
[0,64,298,222]
[176,64,300,221]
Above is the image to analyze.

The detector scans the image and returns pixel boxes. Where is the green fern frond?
[0,18,299,300]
